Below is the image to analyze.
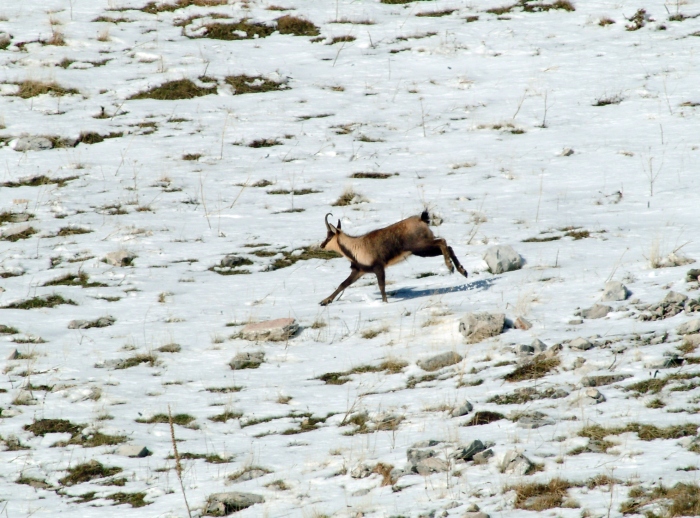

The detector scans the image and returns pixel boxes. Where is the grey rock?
[572,357,586,369]
[581,304,612,319]
[351,488,372,497]
[472,449,494,463]
[412,439,441,448]
[204,492,264,516]
[544,343,562,358]
[7,349,19,360]
[581,374,632,387]
[683,334,700,347]
[665,291,689,305]
[221,255,250,268]
[568,318,584,325]
[575,388,606,406]
[462,513,490,518]
[569,337,594,350]
[459,312,505,343]
[532,339,548,353]
[451,401,473,417]
[517,415,554,429]
[687,269,700,282]
[444,501,462,510]
[390,467,410,481]
[350,464,373,479]
[116,444,151,458]
[465,503,480,512]
[677,319,700,335]
[68,316,115,329]
[452,440,485,461]
[417,351,463,372]
[415,457,449,475]
[483,245,522,274]
[11,136,53,152]
[517,344,534,356]
[240,318,298,341]
[229,351,265,370]
[234,469,268,482]
[104,250,136,267]
[514,317,532,330]
[407,448,436,465]
[602,281,629,301]
[501,451,533,475]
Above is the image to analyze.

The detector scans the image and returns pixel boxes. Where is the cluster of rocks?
[638,291,699,321]
[68,316,115,330]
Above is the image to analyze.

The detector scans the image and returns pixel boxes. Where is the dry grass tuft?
[129,79,216,100]
[620,482,700,516]
[141,0,226,14]
[504,355,560,382]
[331,187,366,206]
[225,74,286,95]
[506,478,574,511]
[59,461,122,486]
[16,80,79,99]
[464,411,504,426]
[276,15,319,36]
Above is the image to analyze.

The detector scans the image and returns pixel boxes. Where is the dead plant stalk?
[168,405,192,518]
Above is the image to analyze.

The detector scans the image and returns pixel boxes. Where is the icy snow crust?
[1,1,700,516]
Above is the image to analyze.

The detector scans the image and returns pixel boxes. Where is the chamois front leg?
[373,264,388,303]
[320,267,364,306]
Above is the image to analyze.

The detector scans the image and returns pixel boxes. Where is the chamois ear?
[337,219,341,230]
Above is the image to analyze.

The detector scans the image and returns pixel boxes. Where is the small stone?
[687,269,700,282]
[572,357,586,369]
[415,457,449,475]
[0,223,32,240]
[517,344,534,356]
[517,416,554,429]
[7,349,19,360]
[462,513,490,518]
[514,317,532,330]
[677,319,700,335]
[220,255,250,268]
[568,318,583,325]
[483,245,522,274]
[602,281,629,302]
[501,451,533,475]
[465,504,480,513]
[229,351,265,370]
[575,388,606,405]
[390,467,409,481]
[11,136,53,152]
[459,312,505,343]
[473,449,494,463]
[570,337,594,350]
[452,440,485,461]
[412,439,441,448]
[351,488,371,497]
[682,334,700,347]
[205,492,264,516]
[451,401,473,417]
[116,444,151,458]
[104,250,136,267]
[350,464,373,479]
[417,351,463,372]
[532,339,548,353]
[560,147,574,156]
[664,291,689,306]
[407,448,436,465]
[544,343,562,358]
[235,469,268,482]
[581,304,612,319]
[240,318,299,341]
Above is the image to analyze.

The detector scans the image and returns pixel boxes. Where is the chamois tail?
[420,209,430,224]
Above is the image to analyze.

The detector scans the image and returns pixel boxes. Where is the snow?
[1,0,700,516]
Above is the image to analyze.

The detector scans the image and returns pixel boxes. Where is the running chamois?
[319,210,468,305]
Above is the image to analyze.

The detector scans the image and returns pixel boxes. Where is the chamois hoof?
[320,299,332,306]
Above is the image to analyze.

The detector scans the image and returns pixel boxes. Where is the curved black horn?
[325,213,334,232]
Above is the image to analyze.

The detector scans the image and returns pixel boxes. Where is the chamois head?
[320,213,342,250]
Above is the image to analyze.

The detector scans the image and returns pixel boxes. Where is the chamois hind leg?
[447,245,468,278]
[320,267,365,306]
[373,264,388,303]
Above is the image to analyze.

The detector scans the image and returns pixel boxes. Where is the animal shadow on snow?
[389,278,495,301]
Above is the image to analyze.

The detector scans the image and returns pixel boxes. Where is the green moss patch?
[4,294,77,309]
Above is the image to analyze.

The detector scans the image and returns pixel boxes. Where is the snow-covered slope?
[2,1,700,516]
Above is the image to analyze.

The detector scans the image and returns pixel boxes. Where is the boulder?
[602,281,628,301]
[472,449,494,463]
[532,339,548,353]
[581,304,612,319]
[501,451,533,475]
[417,351,463,372]
[204,492,264,516]
[407,448,436,465]
[415,457,449,475]
[483,245,522,274]
[451,401,473,417]
[104,250,136,267]
[687,269,700,282]
[68,316,115,329]
[452,440,485,461]
[569,337,594,351]
[514,317,532,330]
[581,374,632,387]
[677,319,700,335]
[11,136,53,152]
[116,444,151,458]
[220,255,250,268]
[229,351,265,370]
[240,318,298,341]
[350,464,373,479]
[573,388,606,406]
[459,312,505,343]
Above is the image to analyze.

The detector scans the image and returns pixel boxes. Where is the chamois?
[319,210,468,305]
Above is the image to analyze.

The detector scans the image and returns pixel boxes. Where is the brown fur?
[319,211,468,305]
